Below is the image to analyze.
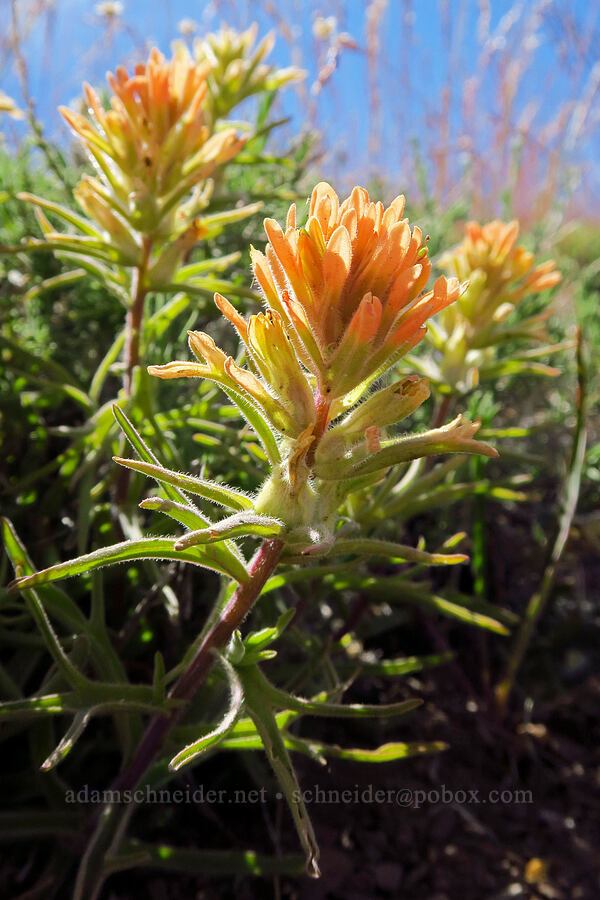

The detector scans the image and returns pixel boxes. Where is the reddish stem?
[123,274,147,396]
[117,240,152,504]
[433,393,453,429]
[111,537,284,793]
[76,539,284,899]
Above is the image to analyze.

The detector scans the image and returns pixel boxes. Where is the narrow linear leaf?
[41,710,91,771]
[106,841,305,877]
[321,538,467,566]
[335,652,453,678]
[9,537,249,591]
[23,268,87,302]
[221,385,281,465]
[113,457,254,511]
[113,407,190,505]
[323,572,509,634]
[287,736,448,763]
[2,519,131,688]
[244,608,296,652]
[10,581,88,690]
[169,652,243,771]
[174,513,283,551]
[265,684,423,720]
[18,192,101,236]
[496,328,588,708]
[241,666,320,878]
[0,811,84,840]
[139,497,209,529]
[0,334,85,394]
[175,252,241,280]
[90,329,126,400]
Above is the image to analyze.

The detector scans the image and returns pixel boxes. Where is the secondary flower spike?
[423,218,563,392]
[438,219,561,332]
[60,45,244,218]
[251,182,462,399]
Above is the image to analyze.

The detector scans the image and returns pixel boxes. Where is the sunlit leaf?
[9,537,249,590]
[113,457,254,511]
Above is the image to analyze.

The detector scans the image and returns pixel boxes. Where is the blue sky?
[2,0,598,208]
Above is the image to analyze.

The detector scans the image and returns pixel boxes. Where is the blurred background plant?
[1,2,598,899]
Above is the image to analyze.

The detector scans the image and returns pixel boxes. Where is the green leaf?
[244,608,296,652]
[264,685,423,720]
[145,292,190,341]
[496,328,588,708]
[191,201,263,236]
[40,710,91,771]
[175,252,241,280]
[0,684,177,719]
[322,571,510,634]
[287,736,448,762]
[27,234,126,265]
[113,457,254,512]
[0,335,92,410]
[318,420,498,480]
[8,537,249,590]
[152,652,166,705]
[0,693,73,717]
[174,513,283,550]
[106,841,305,877]
[221,385,281,465]
[240,665,320,878]
[4,578,88,690]
[1,519,131,688]
[90,329,126,401]
[18,192,101,237]
[56,252,130,305]
[113,406,189,505]
[23,268,87,302]
[384,475,529,520]
[387,585,510,634]
[335,652,453,678]
[0,810,84,840]
[320,538,468,566]
[139,497,209,529]
[169,652,243,771]
[481,359,559,379]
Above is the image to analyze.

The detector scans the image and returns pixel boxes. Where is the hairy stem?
[74,538,284,900]
[123,239,152,396]
[116,239,152,505]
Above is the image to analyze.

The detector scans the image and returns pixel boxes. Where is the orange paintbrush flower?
[150,184,497,523]
[192,23,304,123]
[151,183,480,470]
[251,182,461,400]
[424,218,564,392]
[60,46,244,222]
[438,219,562,332]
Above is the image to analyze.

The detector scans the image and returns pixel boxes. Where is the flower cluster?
[18,41,268,298]
[192,24,303,123]
[150,183,496,542]
[61,45,244,245]
[424,219,562,391]
[253,183,462,399]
